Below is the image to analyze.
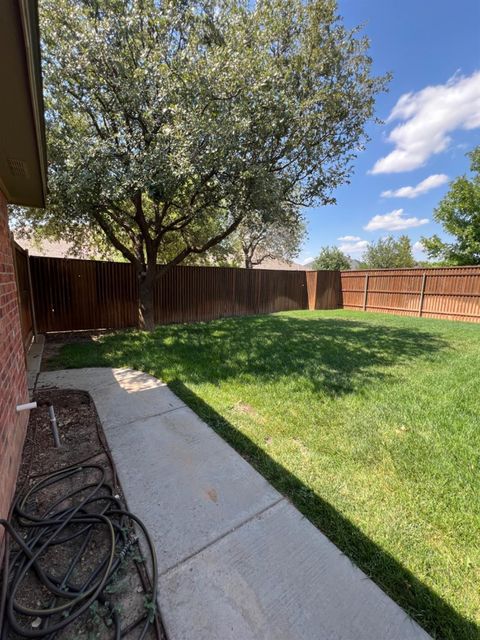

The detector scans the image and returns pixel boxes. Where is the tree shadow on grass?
[75,313,451,398]
[169,380,478,640]
[158,315,447,396]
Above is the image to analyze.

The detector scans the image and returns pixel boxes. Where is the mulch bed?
[4,388,163,640]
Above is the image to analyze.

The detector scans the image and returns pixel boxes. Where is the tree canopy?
[311,246,350,270]
[422,146,480,265]
[361,235,415,269]
[18,0,387,328]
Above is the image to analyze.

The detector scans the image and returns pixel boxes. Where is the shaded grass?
[50,310,480,639]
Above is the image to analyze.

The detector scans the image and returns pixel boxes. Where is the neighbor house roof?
[16,236,76,258]
[0,0,46,207]
[252,258,307,271]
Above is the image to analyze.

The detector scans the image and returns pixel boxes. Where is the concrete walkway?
[27,334,45,394]
[37,368,431,640]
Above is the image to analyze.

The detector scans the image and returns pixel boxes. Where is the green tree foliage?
[362,235,415,269]
[311,246,350,270]
[18,0,387,328]
[422,146,480,265]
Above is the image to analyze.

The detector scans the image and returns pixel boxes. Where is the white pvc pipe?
[48,404,61,448]
[16,401,37,412]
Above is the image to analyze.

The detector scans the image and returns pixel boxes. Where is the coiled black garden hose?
[0,463,159,639]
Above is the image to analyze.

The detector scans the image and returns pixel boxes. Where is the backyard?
[48,310,480,640]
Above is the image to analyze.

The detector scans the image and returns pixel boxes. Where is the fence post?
[306,271,318,310]
[418,273,427,317]
[362,273,369,311]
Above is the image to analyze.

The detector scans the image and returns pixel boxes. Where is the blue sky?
[299,0,480,264]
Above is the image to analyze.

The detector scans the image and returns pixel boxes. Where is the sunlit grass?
[51,310,480,640]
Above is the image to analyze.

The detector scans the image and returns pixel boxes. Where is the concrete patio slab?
[36,367,431,640]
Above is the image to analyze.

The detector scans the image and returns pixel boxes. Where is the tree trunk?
[244,249,253,269]
[138,268,156,331]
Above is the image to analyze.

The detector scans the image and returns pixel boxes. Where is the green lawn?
[50,310,480,639]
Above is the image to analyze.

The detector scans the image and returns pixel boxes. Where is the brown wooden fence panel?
[340,267,480,322]
[13,241,34,346]
[30,258,318,332]
[152,266,310,325]
[305,270,341,310]
[30,257,138,331]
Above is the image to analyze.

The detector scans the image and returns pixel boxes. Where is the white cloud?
[371,71,480,173]
[301,257,314,265]
[364,209,429,231]
[381,174,449,199]
[337,236,370,254]
[413,240,427,259]
[338,235,362,242]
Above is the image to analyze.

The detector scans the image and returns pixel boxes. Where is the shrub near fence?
[340,266,480,323]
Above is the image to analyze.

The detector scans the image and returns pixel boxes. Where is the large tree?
[422,146,480,265]
[361,235,415,269]
[311,246,350,270]
[19,0,387,329]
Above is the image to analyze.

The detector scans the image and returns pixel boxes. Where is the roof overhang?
[0,0,46,207]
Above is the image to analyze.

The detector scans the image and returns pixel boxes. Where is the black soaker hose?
[0,464,159,639]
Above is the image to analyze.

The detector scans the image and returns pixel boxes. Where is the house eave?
[0,0,46,208]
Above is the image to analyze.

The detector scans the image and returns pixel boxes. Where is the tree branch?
[92,209,141,267]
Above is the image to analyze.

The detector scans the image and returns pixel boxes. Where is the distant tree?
[236,207,306,269]
[14,0,388,329]
[422,146,480,265]
[362,235,415,268]
[311,246,350,270]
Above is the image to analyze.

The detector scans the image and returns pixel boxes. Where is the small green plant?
[88,601,101,626]
[143,597,156,624]
[105,579,124,595]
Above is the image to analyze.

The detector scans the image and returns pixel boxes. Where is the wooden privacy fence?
[340,266,480,323]
[29,257,339,332]
[12,241,35,346]
[24,256,480,332]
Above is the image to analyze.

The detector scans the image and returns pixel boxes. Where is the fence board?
[340,267,480,323]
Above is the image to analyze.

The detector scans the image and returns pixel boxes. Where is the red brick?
[0,189,28,551]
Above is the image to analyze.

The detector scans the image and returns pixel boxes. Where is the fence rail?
[340,267,480,322]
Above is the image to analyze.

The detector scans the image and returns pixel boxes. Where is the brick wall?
[0,188,29,531]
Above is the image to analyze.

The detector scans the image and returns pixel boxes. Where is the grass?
[50,310,480,640]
